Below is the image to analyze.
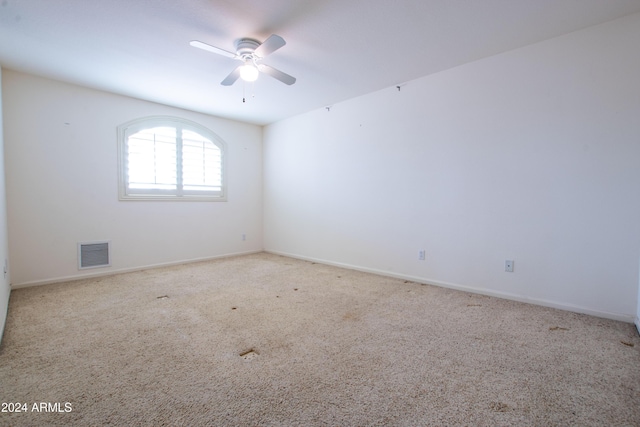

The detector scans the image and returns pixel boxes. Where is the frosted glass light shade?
[240,64,259,82]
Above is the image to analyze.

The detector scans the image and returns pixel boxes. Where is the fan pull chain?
[242,81,256,103]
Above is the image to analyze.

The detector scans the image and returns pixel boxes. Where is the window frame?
[117,116,227,202]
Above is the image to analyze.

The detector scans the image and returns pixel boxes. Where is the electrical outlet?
[505,260,514,272]
[418,250,426,261]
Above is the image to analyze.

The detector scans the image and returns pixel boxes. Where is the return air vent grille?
[78,241,111,269]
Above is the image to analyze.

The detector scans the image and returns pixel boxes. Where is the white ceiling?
[1,0,640,125]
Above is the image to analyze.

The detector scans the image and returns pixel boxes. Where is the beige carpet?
[1,252,639,426]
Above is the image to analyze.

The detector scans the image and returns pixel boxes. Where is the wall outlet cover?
[505,260,514,272]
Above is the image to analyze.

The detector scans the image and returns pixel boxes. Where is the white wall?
[264,14,640,321]
[4,71,263,286]
[0,67,11,342]
[637,258,640,333]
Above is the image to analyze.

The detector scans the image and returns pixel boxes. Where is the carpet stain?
[343,312,359,321]
[156,295,169,299]
[549,326,569,331]
[240,349,259,360]
[621,341,635,347]
[489,402,509,412]
[467,304,482,307]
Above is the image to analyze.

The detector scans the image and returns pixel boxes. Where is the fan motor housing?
[235,38,260,57]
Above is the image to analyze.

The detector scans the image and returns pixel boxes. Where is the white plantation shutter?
[127,127,177,192]
[181,130,222,194]
[118,117,226,201]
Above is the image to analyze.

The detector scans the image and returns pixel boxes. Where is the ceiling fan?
[190,34,296,86]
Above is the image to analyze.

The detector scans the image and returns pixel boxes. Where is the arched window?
[117,117,226,201]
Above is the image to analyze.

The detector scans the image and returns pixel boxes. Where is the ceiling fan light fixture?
[191,34,295,86]
[239,62,259,82]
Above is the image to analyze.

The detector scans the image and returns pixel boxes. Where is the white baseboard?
[635,317,640,336]
[10,250,263,289]
[265,250,636,324]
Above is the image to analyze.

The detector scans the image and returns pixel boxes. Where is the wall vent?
[78,241,111,269]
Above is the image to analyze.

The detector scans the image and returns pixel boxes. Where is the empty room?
[1,1,639,425]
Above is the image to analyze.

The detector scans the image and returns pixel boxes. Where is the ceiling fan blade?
[221,66,241,86]
[190,40,237,59]
[254,34,286,58]
[258,64,296,85]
